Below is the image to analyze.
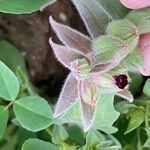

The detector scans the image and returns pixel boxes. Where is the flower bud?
[107,19,139,51]
[93,35,128,62]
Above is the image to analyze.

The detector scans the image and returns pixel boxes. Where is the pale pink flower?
[139,33,150,76]
[49,17,133,131]
[120,0,150,9]
[120,0,150,76]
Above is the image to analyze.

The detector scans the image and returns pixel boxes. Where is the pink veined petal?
[116,89,134,103]
[49,16,92,54]
[80,99,95,132]
[79,80,97,131]
[53,73,78,118]
[139,33,150,76]
[120,0,150,9]
[50,39,85,69]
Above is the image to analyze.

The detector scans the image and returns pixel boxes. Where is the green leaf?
[57,101,81,124]
[96,0,129,19]
[0,106,9,139]
[115,101,136,114]
[143,79,150,97]
[126,8,150,34]
[85,129,105,150]
[0,60,20,100]
[16,67,35,96]
[0,0,50,14]
[0,40,26,73]
[124,48,144,71]
[129,72,144,96]
[125,108,145,134]
[67,125,84,145]
[22,138,59,150]
[52,125,69,144]
[93,94,120,133]
[13,96,53,132]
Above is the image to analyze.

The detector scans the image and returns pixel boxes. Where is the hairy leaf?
[93,94,120,133]
[53,74,78,118]
[126,8,150,34]
[49,16,92,54]
[72,0,110,38]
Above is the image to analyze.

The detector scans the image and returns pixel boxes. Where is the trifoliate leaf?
[0,60,20,100]
[0,0,50,14]
[22,138,59,150]
[13,96,53,132]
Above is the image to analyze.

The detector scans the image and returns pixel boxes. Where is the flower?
[120,0,150,9]
[120,0,150,76]
[139,33,150,76]
[49,16,133,131]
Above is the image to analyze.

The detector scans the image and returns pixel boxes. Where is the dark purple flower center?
[114,74,128,89]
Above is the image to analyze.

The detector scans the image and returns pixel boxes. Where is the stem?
[4,100,15,111]
[145,104,149,128]
[45,127,52,136]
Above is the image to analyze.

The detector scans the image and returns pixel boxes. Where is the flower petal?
[80,80,98,131]
[139,33,150,76]
[120,0,150,9]
[116,89,134,103]
[80,99,95,132]
[49,39,85,69]
[53,73,78,118]
[49,16,92,54]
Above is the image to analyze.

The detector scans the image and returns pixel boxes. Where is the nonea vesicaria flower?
[49,16,133,131]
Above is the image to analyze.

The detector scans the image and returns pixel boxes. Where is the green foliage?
[93,94,120,133]
[13,96,53,132]
[0,0,51,14]
[126,8,150,34]
[52,125,69,144]
[22,138,59,150]
[0,40,26,73]
[0,2,149,150]
[143,79,150,97]
[125,108,145,134]
[0,106,9,139]
[0,60,20,100]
